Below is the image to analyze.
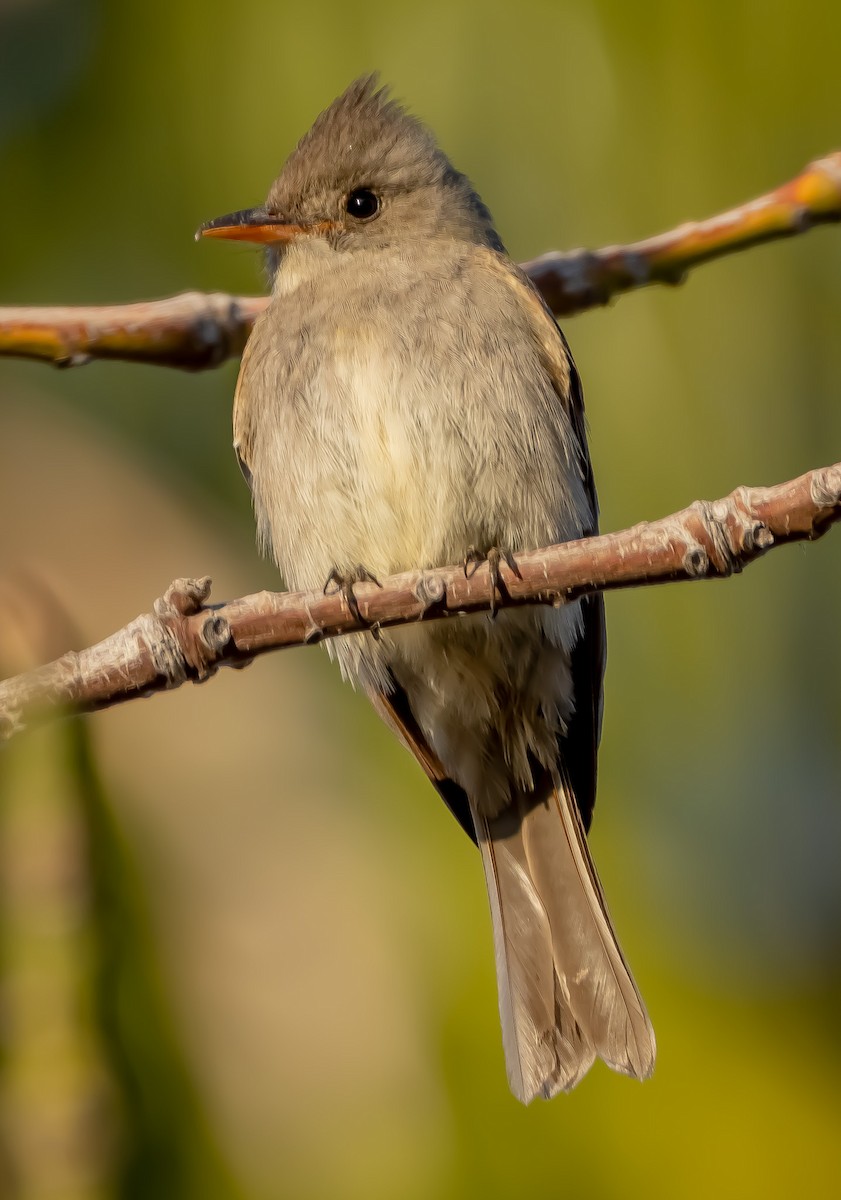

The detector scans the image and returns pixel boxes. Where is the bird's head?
[197,75,504,277]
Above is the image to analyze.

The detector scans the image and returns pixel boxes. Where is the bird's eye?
[345,188,380,220]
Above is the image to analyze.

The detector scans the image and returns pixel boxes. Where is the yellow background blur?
[1,1,840,1197]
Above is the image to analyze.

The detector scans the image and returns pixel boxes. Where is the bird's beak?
[196,207,334,244]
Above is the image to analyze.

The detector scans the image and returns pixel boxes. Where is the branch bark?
[0,152,838,370]
[523,150,841,315]
[1,461,838,742]
[0,292,267,371]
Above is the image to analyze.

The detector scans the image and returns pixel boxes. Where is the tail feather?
[473,778,655,1102]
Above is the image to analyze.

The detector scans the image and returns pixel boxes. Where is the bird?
[198,75,655,1102]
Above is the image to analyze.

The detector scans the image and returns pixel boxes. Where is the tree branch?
[523,150,841,315]
[1,461,838,742]
[0,292,267,371]
[0,152,838,371]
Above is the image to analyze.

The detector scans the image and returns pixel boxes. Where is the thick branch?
[1,461,838,742]
[0,153,838,370]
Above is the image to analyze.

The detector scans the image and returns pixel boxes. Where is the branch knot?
[414,572,446,612]
[152,577,223,682]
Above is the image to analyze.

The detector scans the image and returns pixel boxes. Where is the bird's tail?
[471,777,655,1102]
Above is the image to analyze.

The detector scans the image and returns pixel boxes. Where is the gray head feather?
[277,75,444,196]
[266,75,504,254]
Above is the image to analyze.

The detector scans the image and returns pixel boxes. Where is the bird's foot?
[462,545,522,617]
[323,564,383,634]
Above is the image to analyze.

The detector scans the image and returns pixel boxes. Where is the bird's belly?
[350,397,444,572]
[273,359,493,588]
[257,315,584,602]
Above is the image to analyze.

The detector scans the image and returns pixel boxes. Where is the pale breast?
[238,242,590,594]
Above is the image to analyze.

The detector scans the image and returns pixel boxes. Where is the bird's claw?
[323,565,383,636]
[463,546,484,579]
[462,545,522,617]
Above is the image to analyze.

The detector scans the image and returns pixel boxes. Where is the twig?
[524,151,841,315]
[1,461,838,742]
[0,152,838,370]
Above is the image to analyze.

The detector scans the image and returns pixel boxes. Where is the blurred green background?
[1,0,840,1196]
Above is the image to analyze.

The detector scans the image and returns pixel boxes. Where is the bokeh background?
[1,1,840,1197]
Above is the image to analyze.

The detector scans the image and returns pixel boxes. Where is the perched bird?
[199,76,655,1102]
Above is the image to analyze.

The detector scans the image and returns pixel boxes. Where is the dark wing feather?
[555,346,605,831]
[498,262,606,833]
[560,591,605,831]
[368,675,477,844]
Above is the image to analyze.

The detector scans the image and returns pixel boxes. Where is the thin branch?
[524,151,841,315]
[1,461,838,742]
[0,152,839,370]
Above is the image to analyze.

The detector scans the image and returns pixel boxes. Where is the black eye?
[345,188,380,220]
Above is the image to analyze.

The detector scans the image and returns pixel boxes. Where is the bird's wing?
[476,251,598,519]
[477,250,606,830]
[368,677,477,844]
[563,588,605,831]
[232,328,260,491]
